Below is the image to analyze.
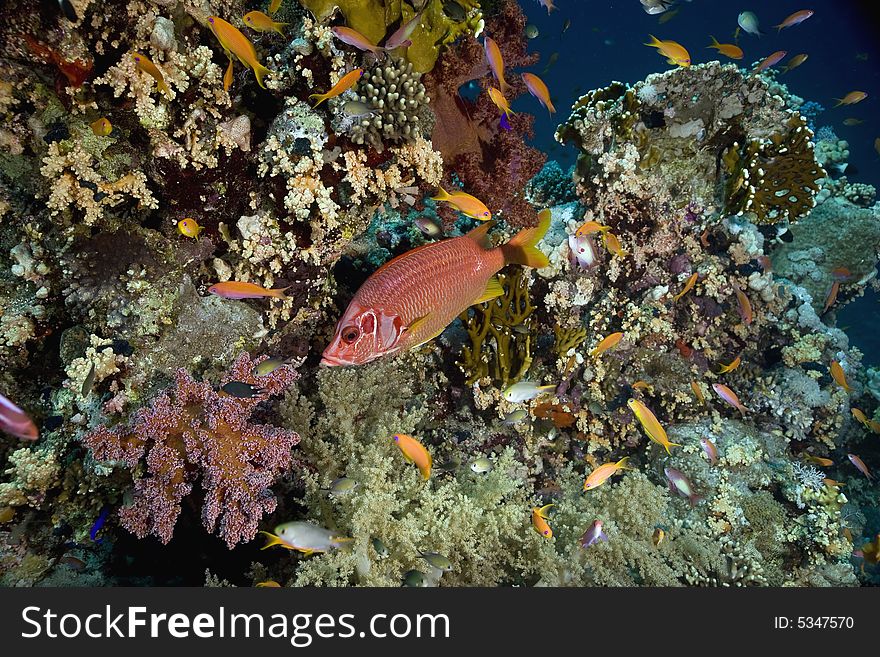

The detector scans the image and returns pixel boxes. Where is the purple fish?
[384,12,421,50]
[0,392,39,441]
[579,520,608,548]
[499,113,512,131]
[664,467,700,505]
[754,50,787,73]
[90,506,110,542]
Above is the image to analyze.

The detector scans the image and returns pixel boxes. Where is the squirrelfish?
[774,9,814,31]
[717,356,741,374]
[503,380,556,403]
[834,91,867,107]
[487,86,514,121]
[754,50,787,73]
[700,438,718,466]
[321,212,550,366]
[0,392,39,441]
[664,467,700,505]
[260,521,353,556]
[672,272,698,302]
[848,454,872,480]
[590,332,624,358]
[707,36,743,60]
[484,37,510,95]
[393,433,432,480]
[309,68,363,108]
[628,399,680,455]
[602,231,628,257]
[579,520,608,548]
[90,117,112,136]
[331,26,385,56]
[243,10,287,35]
[531,503,554,538]
[584,457,631,491]
[830,360,851,392]
[384,12,422,50]
[133,53,170,96]
[207,16,272,89]
[575,220,610,237]
[782,53,808,73]
[208,280,288,299]
[712,383,748,415]
[177,217,203,238]
[522,72,555,114]
[737,11,762,37]
[644,35,691,67]
[430,186,491,220]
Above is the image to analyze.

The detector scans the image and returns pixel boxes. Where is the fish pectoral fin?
[473,276,504,305]
[404,313,431,335]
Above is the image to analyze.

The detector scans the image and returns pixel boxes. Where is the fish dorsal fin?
[473,276,504,305]
[465,220,496,249]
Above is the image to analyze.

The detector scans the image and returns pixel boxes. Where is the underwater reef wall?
[0,1,878,588]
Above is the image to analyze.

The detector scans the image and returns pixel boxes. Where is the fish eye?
[342,326,360,343]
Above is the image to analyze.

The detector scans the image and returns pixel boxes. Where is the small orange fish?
[848,453,872,480]
[734,287,753,325]
[707,36,743,60]
[208,281,289,299]
[0,392,39,441]
[774,9,814,31]
[575,221,610,237]
[602,231,628,257]
[487,86,514,120]
[309,68,364,108]
[393,433,432,480]
[243,10,287,35]
[331,26,384,55]
[531,504,554,538]
[430,187,491,220]
[90,117,112,136]
[590,332,624,358]
[583,457,631,491]
[823,281,840,313]
[716,356,741,374]
[652,527,665,546]
[268,0,282,13]
[782,53,808,73]
[712,383,748,415]
[690,381,705,404]
[834,91,867,107]
[867,419,880,435]
[831,267,853,281]
[676,339,694,359]
[851,408,869,427]
[644,35,691,67]
[484,37,510,95]
[672,272,698,302]
[207,16,272,89]
[629,399,680,455]
[632,380,651,391]
[830,361,851,393]
[700,438,718,466]
[804,455,834,467]
[754,50,787,73]
[133,53,170,96]
[823,478,845,488]
[177,217,203,238]
[223,58,233,91]
[522,72,555,114]
[255,580,281,587]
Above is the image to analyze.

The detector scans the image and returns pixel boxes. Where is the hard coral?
[83,353,299,547]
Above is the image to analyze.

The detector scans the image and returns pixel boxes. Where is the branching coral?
[83,353,299,547]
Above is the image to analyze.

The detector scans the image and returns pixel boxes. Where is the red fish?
[754,50,787,73]
[0,392,39,441]
[774,10,814,31]
[322,212,551,366]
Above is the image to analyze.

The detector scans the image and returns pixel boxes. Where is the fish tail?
[430,186,450,202]
[259,531,286,550]
[500,78,511,96]
[546,99,556,114]
[332,536,355,551]
[708,35,720,48]
[832,98,843,107]
[501,208,551,269]
[252,62,271,89]
[644,34,662,48]
[538,503,554,518]
[309,92,329,107]
[616,456,631,470]
[269,286,290,299]
[157,80,171,97]
[664,442,682,455]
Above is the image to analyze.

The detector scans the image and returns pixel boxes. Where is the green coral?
[723,113,825,224]
[457,269,534,387]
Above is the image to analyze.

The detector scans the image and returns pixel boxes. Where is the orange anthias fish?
[830,360,852,392]
[133,53,170,96]
[536,0,557,15]
[851,408,870,427]
[754,50,787,73]
[484,37,510,95]
[700,438,718,466]
[848,454,873,480]
[331,26,385,55]
[0,392,39,441]
[321,212,550,366]
[208,281,289,299]
[782,53,809,73]
[243,10,288,35]
[823,281,840,313]
[644,35,691,67]
[774,9,814,31]
[90,117,112,136]
[268,0,283,13]
[522,73,555,114]
[430,187,491,220]
[690,381,705,404]
[716,355,741,374]
[803,455,834,467]
[734,286,753,325]
[392,433,432,480]
[707,36,743,60]
[309,68,364,107]
[487,86,514,120]
[575,220,610,237]
[672,272,698,302]
[583,457,631,491]
[628,399,680,455]
[834,91,868,107]
[712,383,749,415]
[207,15,272,89]
[590,332,624,358]
[602,231,628,257]
[531,504,554,538]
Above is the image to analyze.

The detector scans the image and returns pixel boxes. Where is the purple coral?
[83,353,299,548]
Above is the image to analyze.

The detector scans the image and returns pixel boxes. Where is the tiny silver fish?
[418,551,453,572]
[342,100,377,118]
[402,569,428,586]
[372,536,390,558]
[470,457,493,474]
[252,357,287,377]
[327,477,358,497]
[503,410,528,425]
